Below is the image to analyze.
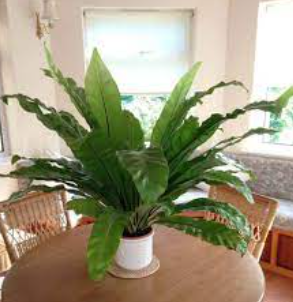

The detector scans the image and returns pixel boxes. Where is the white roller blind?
[83,10,193,94]
[254,0,293,91]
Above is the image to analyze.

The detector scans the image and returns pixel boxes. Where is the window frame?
[0,72,10,158]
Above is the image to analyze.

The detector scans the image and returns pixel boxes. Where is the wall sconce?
[36,0,59,39]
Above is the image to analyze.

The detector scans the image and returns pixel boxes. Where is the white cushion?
[274,198,293,231]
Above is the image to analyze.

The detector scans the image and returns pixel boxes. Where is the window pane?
[254,1,293,146]
[84,10,193,93]
[122,94,168,139]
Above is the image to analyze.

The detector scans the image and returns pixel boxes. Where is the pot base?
[108,255,160,279]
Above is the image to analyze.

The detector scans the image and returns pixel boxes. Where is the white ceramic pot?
[115,229,154,271]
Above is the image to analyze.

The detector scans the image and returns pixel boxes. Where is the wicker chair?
[209,185,278,261]
[0,191,71,263]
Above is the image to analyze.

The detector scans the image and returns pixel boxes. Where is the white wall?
[0,0,60,200]
[50,0,231,154]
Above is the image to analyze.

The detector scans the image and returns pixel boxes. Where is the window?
[253,0,293,149]
[83,9,193,138]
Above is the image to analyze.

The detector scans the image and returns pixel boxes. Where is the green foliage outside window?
[122,94,168,140]
[264,87,293,145]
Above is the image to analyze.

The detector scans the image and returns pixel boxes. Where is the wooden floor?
[264,271,293,302]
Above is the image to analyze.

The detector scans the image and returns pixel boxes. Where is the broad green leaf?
[11,155,22,165]
[214,153,255,181]
[2,94,87,152]
[0,156,107,202]
[87,210,127,280]
[213,127,276,152]
[275,86,293,114]
[85,49,124,141]
[67,198,105,217]
[169,97,292,173]
[170,127,273,184]
[151,62,202,147]
[245,86,293,116]
[169,152,222,186]
[7,185,65,201]
[202,170,253,203]
[194,80,248,99]
[123,110,144,150]
[44,45,98,129]
[166,116,199,160]
[75,129,137,209]
[172,198,251,239]
[117,147,169,204]
[158,216,248,254]
[165,81,248,142]
[162,153,223,202]
[127,204,165,234]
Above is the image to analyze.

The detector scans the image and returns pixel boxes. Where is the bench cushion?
[274,198,293,231]
[226,152,293,201]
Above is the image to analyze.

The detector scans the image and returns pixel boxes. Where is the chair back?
[209,185,278,260]
[0,191,71,263]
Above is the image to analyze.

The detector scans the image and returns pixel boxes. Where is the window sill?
[232,144,293,160]
[0,155,11,167]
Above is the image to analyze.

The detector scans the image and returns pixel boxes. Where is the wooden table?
[2,226,265,302]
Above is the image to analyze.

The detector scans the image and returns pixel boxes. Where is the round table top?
[2,225,265,302]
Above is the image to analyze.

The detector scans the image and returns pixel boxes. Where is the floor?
[264,271,293,302]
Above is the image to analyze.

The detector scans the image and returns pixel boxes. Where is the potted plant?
[1,47,292,280]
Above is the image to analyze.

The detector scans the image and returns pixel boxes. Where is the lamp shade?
[41,0,59,21]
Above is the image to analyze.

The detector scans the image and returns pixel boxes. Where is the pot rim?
[122,228,154,241]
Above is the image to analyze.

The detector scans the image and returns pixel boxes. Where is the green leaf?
[169,127,273,187]
[7,185,65,201]
[194,80,248,99]
[158,216,248,254]
[172,198,251,239]
[169,97,290,173]
[162,80,248,153]
[123,110,144,150]
[11,155,22,165]
[67,198,105,217]
[244,86,293,116]
[117,147,169,204]
[87,210,128,280]
[275,86,293,114]
[168,152,222,186]
[166,116,199,160]
[151,62,202,147]
[0,156,109,202]
[126,204,165,234]
[202,170,253,203]
[85,49,124,141]
[44,45,98,129]
[2,94,87,152]
[213,127,277,152]
[215,153,255,181]
[75,129,137,210]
